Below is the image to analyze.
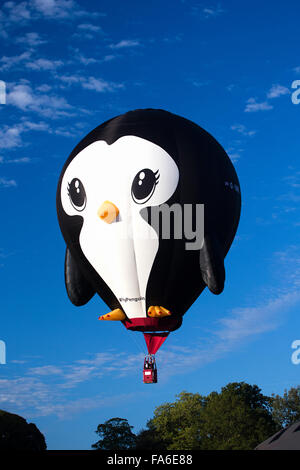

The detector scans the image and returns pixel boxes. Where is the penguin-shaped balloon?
[56,109,241,336]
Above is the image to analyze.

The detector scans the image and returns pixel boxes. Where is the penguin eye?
[131,169,160,204]
[67,178,87,211]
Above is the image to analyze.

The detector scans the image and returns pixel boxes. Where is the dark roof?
[256,421,300,450]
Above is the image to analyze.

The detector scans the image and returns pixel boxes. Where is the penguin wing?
[64,247,96,306]
[199,235,225,295]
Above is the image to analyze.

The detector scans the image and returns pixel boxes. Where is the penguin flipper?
[199,235,225,295]
[64,247,96,306]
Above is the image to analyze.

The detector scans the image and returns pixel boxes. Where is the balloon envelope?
[56,109,241,334]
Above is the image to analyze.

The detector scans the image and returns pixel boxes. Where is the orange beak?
[97,200,119,224]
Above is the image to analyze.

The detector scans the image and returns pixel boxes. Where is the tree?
[92,418,136,450]
[272,386,300,428]
[135,421,163,450]
[200,382,278,450]
[146,392,207,450]
[0,409,47,450]
[145,383,278,450]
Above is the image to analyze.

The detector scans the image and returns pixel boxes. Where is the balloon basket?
[143,354,157,384]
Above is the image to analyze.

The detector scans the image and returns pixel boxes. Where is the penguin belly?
[79,212,159,319]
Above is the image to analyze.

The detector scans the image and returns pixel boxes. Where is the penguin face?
[60,135,179,319]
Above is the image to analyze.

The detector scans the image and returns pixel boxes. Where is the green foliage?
[143,383,278,450]
[92,384,300,451]
[199,383,278,450]
[92,417,136,450]
[272,386,300,428]
[0,409,47,451]
[135,421,163,450]
[146,392,206,450]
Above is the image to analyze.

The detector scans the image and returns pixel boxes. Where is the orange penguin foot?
[147,306,171,318]
[98,309,126,321]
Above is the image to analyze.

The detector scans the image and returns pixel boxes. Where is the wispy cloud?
[203,5,224,18]
[77,23,102,33]
[226,151,242,163]
[109,39,140,50]
[0,156,31,164]
[57,74,124,92]
[215,292,299,342]
[0,351,143,418]
[245,83,289,112]
[0,119,50,150]
[15,31,47,47]
[2,0,102,22]
[191,3,224,18]
[31,0,79,19]
[278,169,300,204]
[7,82,73,118]
[26,58,63,71]
[0,0,104,40]
[1,273,299,417]
[0,118,50,149]
[231,123,256,136]
[0,51,32,71]
[2,1,32,23]
[244,97,273,113]
[267,84,290,99]
[188,79,210,88]
[0,177,17,188]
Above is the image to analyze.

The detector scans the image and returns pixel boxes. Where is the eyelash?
[155,170,160,184]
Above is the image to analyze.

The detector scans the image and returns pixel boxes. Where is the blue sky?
[0,0,300,450]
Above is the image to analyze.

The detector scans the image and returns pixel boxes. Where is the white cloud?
[2,1,32,22]
[231,123,256,136]
[28,365,63,376]
[0,119,50,150]
[36,84,52,92]
[0,350,142,418]
[191,4,224,18]
[226,144,244,163]
[0,256,299,417]
[0,177,17,187]
[102,54,116,62]
[278,170,300,204]
[0,156,31,164]
[82,76,124,92]
[30,0,76,18]
[267,84,290,99]
[226,84,235,91]
[75,54,98,66]
[26,57,63,70]
[77,23,102,32]
[1,0,103,28]
[244,97,273,112]
[215,291,299,342]
[109,39,140,49]
[16,31,46,46]
[0,50,32,71]
[244,84,289,113]
[57,74,124,92]
[203,5,224,17]
[7,82,73,118]
[227,151,241,163]
[189,79,209,88]
[0,126,24,149]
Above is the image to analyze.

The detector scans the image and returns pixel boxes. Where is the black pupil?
[69,178,86,208]
[131,169,156,202]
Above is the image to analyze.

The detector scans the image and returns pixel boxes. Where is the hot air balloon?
[56,109,241,383]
